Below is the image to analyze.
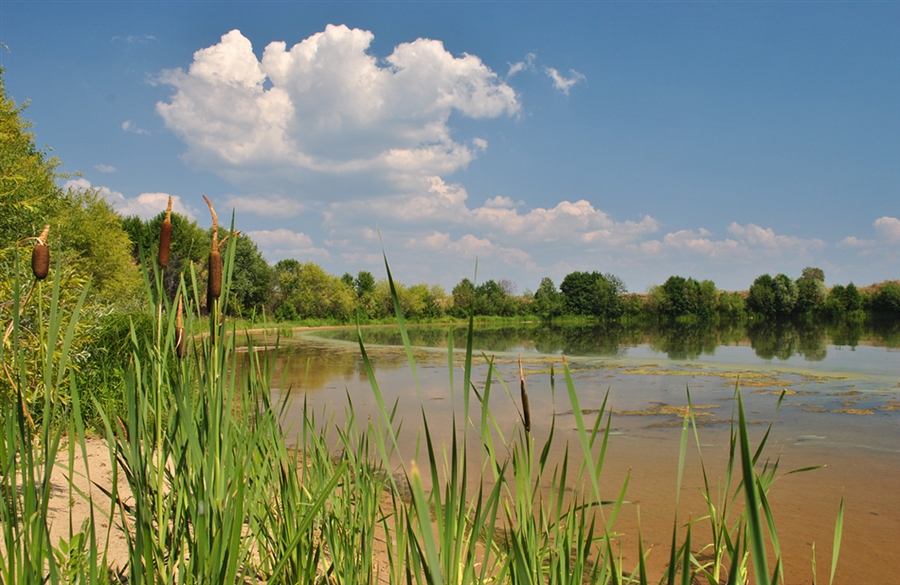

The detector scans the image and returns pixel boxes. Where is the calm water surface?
[251,322,899,584]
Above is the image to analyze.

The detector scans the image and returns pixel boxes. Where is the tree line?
[120,209,900,324]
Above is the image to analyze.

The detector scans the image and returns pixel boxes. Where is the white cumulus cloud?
[63,178,196,219]
[156,26,519,195]
[874,216,900,244]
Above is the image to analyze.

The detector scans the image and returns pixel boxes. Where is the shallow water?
[252,322,899,584]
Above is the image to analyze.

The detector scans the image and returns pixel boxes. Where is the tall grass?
[0,222,845,584]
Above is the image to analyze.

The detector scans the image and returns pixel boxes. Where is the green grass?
[0,235,845,584]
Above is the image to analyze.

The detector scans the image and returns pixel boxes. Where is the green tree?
[868,282,900,315]
[747,274,777,317]
[451,278,476,317]
[801,266,825,283]
[796,268,826,315]
[0,68,62,247]
[533,277,564,321]
[591,276,622,320]
[225,234,273,317]
[56,188,143,304]
[560,271,603,316]
[123,211,211,300]
[772,273,798,317]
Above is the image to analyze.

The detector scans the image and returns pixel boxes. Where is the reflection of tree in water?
[745,320,826,361]
[827,317,864,349]
[864,316,900,348]
[240,343,410,392]
[646,321,722,360]
[531,323,642,356]
[748,321,798,360]
[308,317,895,360]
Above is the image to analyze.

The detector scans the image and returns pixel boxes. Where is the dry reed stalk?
[518,354,532,433]
[158,196,172,269]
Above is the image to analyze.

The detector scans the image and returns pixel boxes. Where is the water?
[249,320,900,583]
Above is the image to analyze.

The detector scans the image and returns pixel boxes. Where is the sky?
[1,1,898,294]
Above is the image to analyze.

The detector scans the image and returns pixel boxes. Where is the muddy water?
[252,325,899,584]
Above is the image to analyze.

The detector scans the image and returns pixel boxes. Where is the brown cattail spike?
[174,294,185,359]
[158,196,173,269]
[31,225,50,281]
[203,195,222,311]
[518,354,532,433]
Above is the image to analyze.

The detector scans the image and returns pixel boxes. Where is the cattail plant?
[203,195,223,312]
[518,353,532,433]
[158,196,172,269]
[31,225,50,281]
[174,293,185,359]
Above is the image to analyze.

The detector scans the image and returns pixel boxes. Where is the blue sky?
[1,1,898,294]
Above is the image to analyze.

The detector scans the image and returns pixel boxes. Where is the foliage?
[451,277,476,317]
[0,68,63,247]
[532,277,564,321]
[56,188,143,305]
[866,281,900,315]
[273,259,356,320]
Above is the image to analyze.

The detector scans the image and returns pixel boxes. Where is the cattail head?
[175,294,185,359]
[158,196,173,269]
[203,195,222,311]
[31,225,50,281]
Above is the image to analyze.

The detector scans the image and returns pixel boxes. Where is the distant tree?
[591,276,622,320]
[533,277,564,320]
[560,271,602,315]
[716,291,746,317]
[340,272,354,288]
[747,274,777,317]
[355,270,375,296]
[498,278,517,296]
[660,276,688,316]
[801,266,825,283]
[868,282,900,315]
[603,273,628,295]
[226,234,273,316]
[451,278,476,316]
[824,284,847,315]
[796,268,826,314]
[475,279,507,315]
[772,274,798,317]
[57,188,143,304]
[697,280,718,317]
[844,282,862,312]
[273,260,353,320]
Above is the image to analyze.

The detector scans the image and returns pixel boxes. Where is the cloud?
[245,228,329,261]
[112,35,156,44]
[122,120,149,135]
[63,178,196,220]
[327,176,659,249]
[406,231,534,268]
[94,164,117,173]
[838,236,876,248]
[225,194,306,218]
[634,223,827,263]
[156,27,519,196]
[544,67,586,95]
[507,53,536,77]
[874,216,900,244]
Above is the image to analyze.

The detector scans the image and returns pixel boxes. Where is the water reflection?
[312,317,899,362]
